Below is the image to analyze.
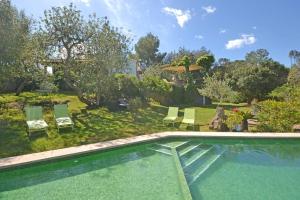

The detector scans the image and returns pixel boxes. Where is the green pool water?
[1,138,300,200]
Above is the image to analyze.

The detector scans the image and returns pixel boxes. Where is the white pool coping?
[1,131,300,169]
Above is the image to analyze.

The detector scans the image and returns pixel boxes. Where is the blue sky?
[12,0,300,66]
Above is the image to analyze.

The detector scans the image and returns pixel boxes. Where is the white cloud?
[202,6,216,14]
[220,29,227,34]
[225,34,256,49]
[102,0,135,37]
[103,0,132,26]
[163,7,191,28]
[101,0,138,40]
[195,35,204,40]
[76,0,91,6]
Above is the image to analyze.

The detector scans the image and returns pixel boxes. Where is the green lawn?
[0,92,248,158]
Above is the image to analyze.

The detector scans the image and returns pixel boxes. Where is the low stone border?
[1,131,300,169]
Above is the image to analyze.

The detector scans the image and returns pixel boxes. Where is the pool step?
[150,148,172,155]
[154,143,172,149]
[174,141,190,149]
[188,150,225,185]
[157,141,190,149]
[178,144,202,157]
[183,146,214,168]
[149,143,172,155]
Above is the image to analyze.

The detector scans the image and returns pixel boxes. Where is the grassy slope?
[0,92,247,158]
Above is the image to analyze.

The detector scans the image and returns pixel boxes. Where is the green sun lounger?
[182,108,196,130]
[25,106,48,136]
[163,107,179,126]
[54,104,74,132]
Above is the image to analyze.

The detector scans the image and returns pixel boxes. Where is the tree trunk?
[242,119,248,131]
[15,79,26,96]
[96,92,101,106]
[247,98,253,105]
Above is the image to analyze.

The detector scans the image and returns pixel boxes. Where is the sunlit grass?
[0,92,248,158]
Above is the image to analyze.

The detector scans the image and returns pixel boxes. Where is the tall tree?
[41,3,100,102]
[14,32,47,95]
[227,60,288,103]
[217,58,230,66]
[198,74,238,105]
[288,50,300,66]
[134,33,166,67]
[245,49,270,65]
[80,19,131,106]
[211,58,231,80]
[196,54,215,72]
[42,3,99,61]
[177,55,192,84]
[0,0,44,94]
[288,65,300,86]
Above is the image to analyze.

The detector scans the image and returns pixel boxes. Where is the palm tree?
[296,51,300,64]
[289,50,300,66]
[289,50,297,66]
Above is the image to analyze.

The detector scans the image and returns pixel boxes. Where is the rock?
[7,102,24,110]
[293,124,300,132]
[209,107,228,131]
[247,119,259,126]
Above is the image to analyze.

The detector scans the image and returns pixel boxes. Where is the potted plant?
[226,108,253,131]
[239,110,254,131]
[226,112,243,131]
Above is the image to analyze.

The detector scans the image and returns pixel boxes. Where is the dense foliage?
[196,54,215,72]
[257,81,300,132]
[0,0,46,95]
[134,33,166,67]
[211,49,289,103]
[140,76,172,104]
[257,100,300,132]
[198,74,238,105]
[40,4,131,106]
[288,64,300,85]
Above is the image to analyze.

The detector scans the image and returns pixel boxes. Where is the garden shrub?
[95,76,120,107]
[115,74,140,98]
[169,85,185,105]
[226,108,253,131]
[226,112,243,131]
[128,97,143,111]
[184,83,198,104]
[269,84,300,102]
[257,100,300,132]
[140,76,172,105]
[39,78,58,93]
[25,95,53,107]
[53,70,65,90]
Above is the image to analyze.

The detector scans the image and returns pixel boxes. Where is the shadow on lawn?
[0,124,32,158]
[70,106,175,143]
[199,103,247,110]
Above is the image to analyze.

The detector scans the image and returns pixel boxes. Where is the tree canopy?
[245,49,270,65]
[196,54,215,72]
[40,4,131,106]
[79,19,131,106]
[288,65,300,86]
[0,0,45,94]
[134,33,166,67]
[198,74,237,105]
[42,3,99,61]
[226,60,288,102]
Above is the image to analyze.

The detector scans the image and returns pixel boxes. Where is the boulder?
[292,124,300,133]
[209,107,228,131]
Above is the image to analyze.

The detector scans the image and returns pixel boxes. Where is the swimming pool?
[1,138,300,200]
